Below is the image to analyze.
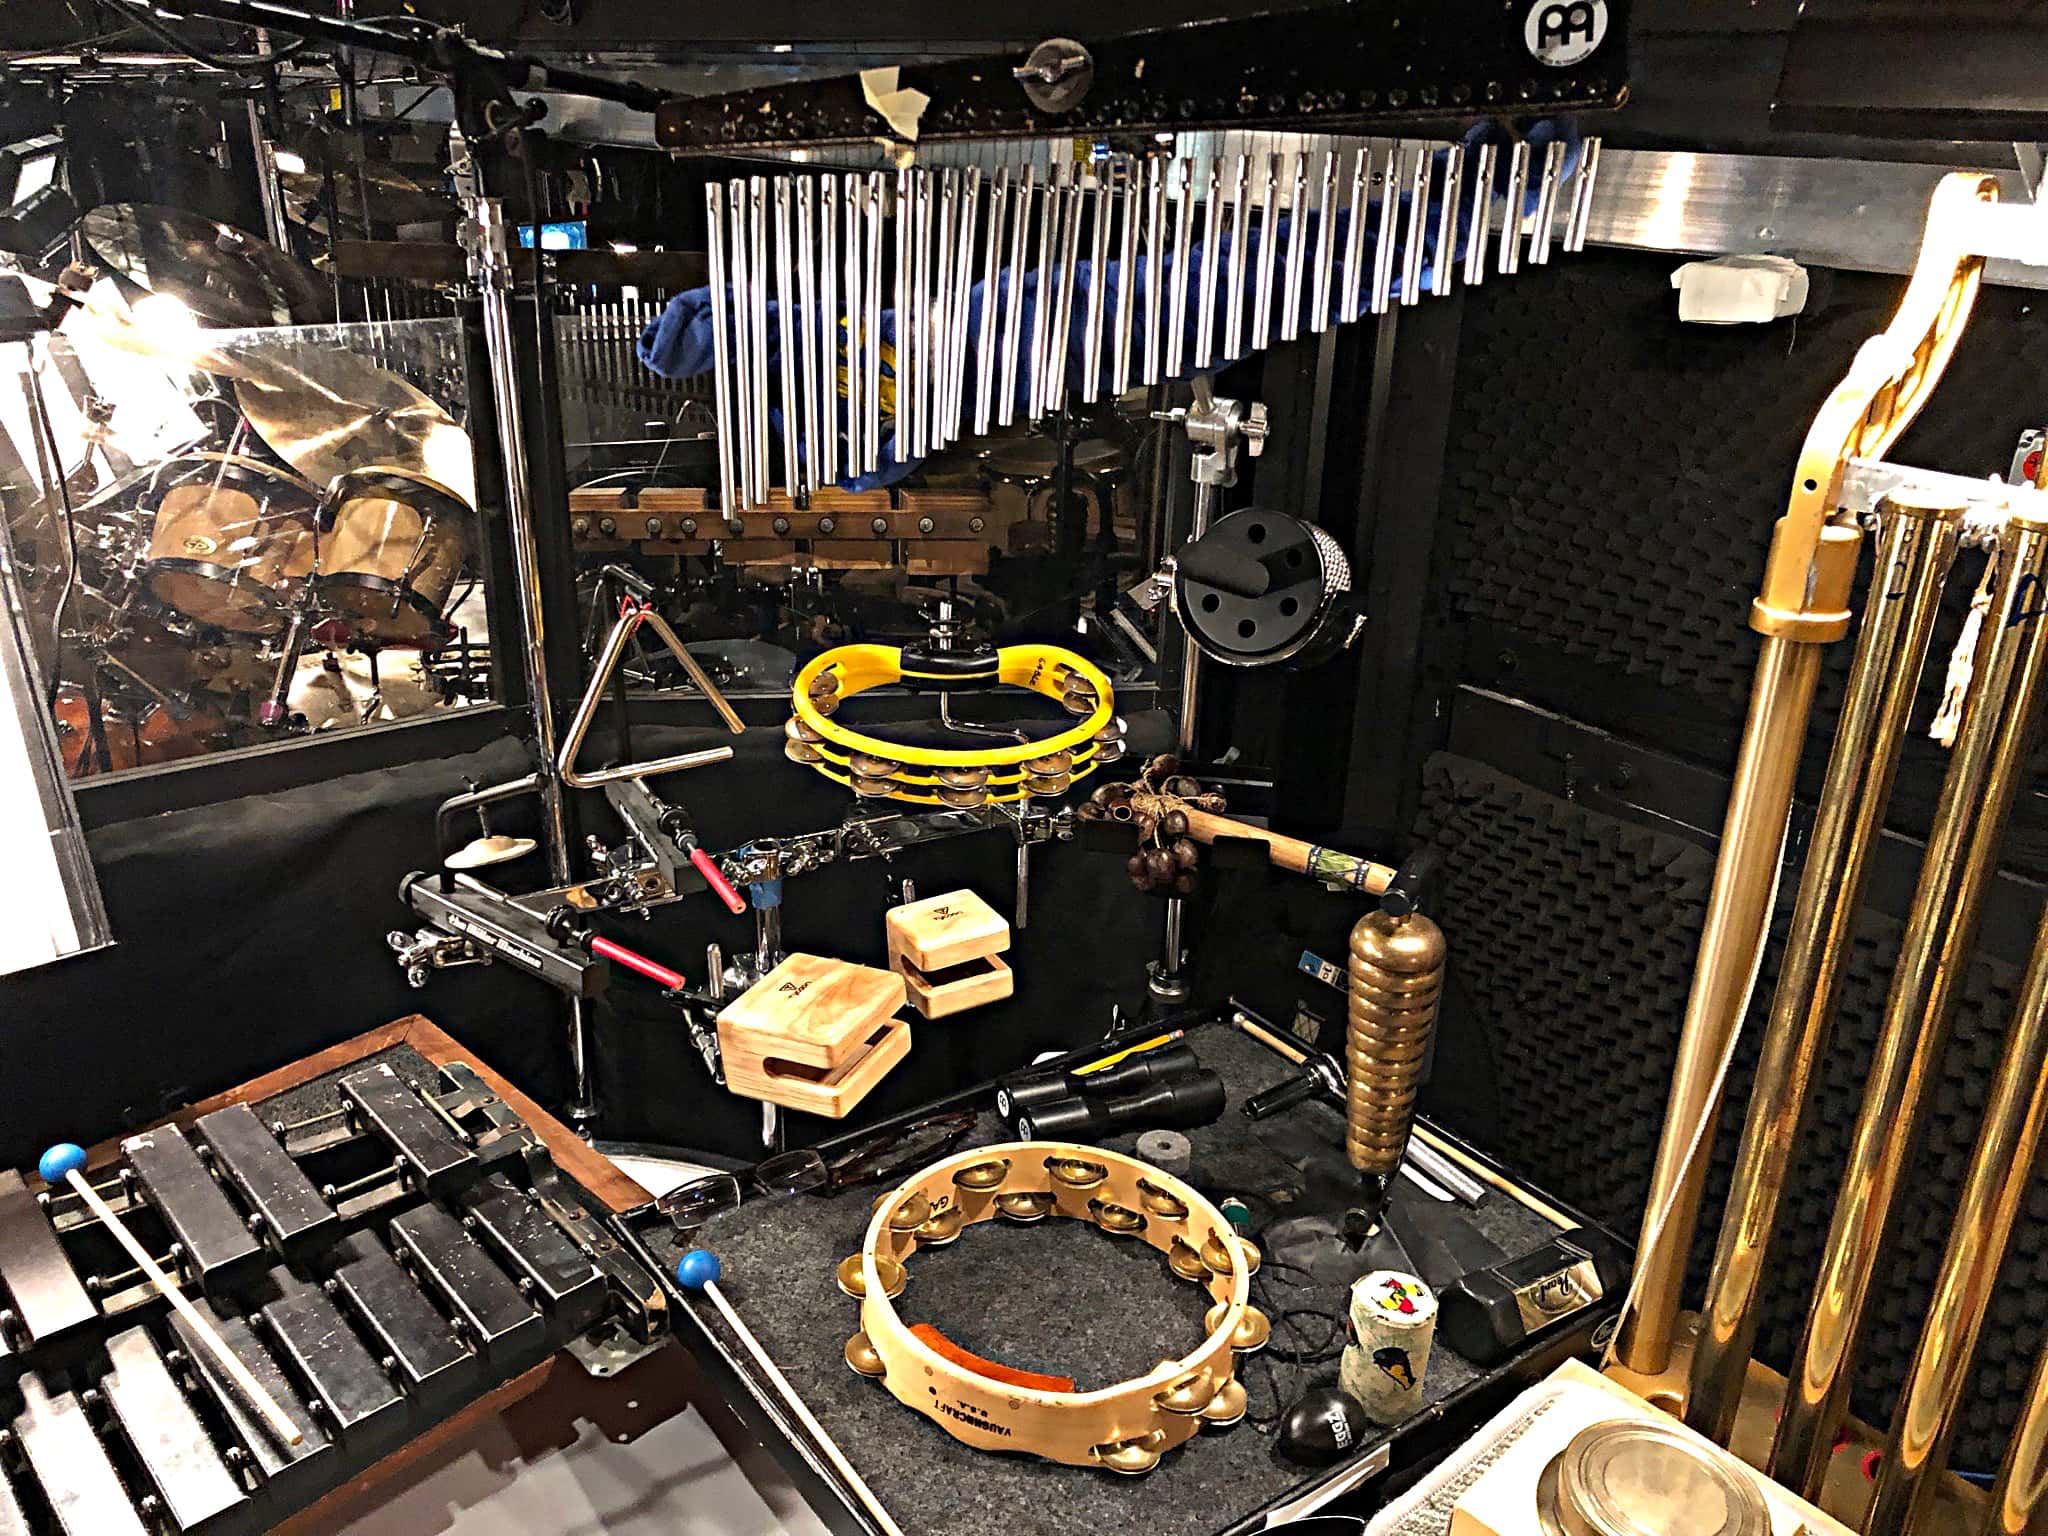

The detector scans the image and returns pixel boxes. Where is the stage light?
[0,136,61,209]
[0,135,76,261]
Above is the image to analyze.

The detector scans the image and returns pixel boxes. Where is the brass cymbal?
[281,161,456,229]
[232,347,477,504]
[83,203,328,329]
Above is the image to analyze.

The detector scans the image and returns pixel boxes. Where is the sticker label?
[1525,0,1609,66]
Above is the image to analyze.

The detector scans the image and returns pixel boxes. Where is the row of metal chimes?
[703,137,1602,513]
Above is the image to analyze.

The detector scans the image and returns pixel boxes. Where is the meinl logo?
[1525,0,1607,67]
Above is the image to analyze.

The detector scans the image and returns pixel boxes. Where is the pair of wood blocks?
[716,954,912,1119]
[886,890,1014,1018]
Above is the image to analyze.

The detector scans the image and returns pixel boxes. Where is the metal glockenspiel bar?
[1399,144,1430,307]
[1082,176,1110,403]
[1432,143,1465,298]
[773,179,802,499]
[1498,140,1530,276]
[1000,166,1031,430]
[1464,141,1499,287]
[818,174,840,486]
[1528,137,1566,266]
[1280,150,1309,342]
[975,166,1008,438]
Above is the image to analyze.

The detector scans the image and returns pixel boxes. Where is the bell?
[1091,1199,1145,1236]
[995,1190,1056,1222]
[952,1159,1010,1191]
[1045,1155,1108,1189]
[444,834,538,870]
[1199,1378,1249,1427]
[844,1330,887,1379]
[836,1252,906,1299]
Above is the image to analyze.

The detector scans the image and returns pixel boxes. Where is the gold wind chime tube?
[1989,1343,2048,1536]
[1866,828,2048,1533]
[1769,507,2048,1500]
[1608,171,1999,1381]
[1681,491,1965,1445]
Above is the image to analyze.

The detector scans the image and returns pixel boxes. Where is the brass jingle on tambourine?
[1200,1230,1259,1276]
[1154,1367,1217,1415]
[1045,1155,1109,1189]
[1203,1300,1271,1353]
[784,738,824,765]
[880,1190,932,1231]
[1024,772,1073,797]
[1168,1236,1211,1282]
[852,774,899,798]
[1093,1433,1165,1476]
[937,765,991,789]
[786,714,823,744]
[1136,1179,1188,1221]
[1090,1199,1146,1236]
[952,1158,1010,1191]
[995,1190,1057,1222]
[812,692,840,716]
[1199,1378,1249,1427]
[916,1204,968,1247]
[837,1252,907,1299]
[849,752,905,779]
[938,783,990,809]
[809,671,841,699]
[1025,750,1075,776]
[1061,688,1099,717]
[1095,715,1127,742]
[1094,739,1127,765]
[845,1330,887,1378]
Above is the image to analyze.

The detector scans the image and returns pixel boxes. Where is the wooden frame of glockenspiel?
[839,1141,1269,1475]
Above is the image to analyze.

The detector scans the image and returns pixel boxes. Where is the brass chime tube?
[1684,494,1964,1444]
[1865,891,2048,1535]
[1611,525,1859,1375]
[1989,1343,2048,1536]
[1345,910,1447,1177]
[1771,509,2048,1499]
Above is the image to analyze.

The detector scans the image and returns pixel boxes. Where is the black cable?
[1237,1258,1348,1435]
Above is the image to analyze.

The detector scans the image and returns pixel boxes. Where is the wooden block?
[898,952,1014,1019]
[716,954,907,1071]
[720,1014,912,1119]
[885,890,1010,972]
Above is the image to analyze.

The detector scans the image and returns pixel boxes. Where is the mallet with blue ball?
[675,1248,903,1536]
[40,1143,303,1447]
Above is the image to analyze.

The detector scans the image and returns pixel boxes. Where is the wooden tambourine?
[785,643,1123,806]
[838,1140,1268,1474]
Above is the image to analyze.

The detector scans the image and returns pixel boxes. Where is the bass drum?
[144,453,319,634]
[317,466,470,646]
[52,689,227,778]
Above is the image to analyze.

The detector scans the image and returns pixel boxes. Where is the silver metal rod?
[975,167,1008,438]
[1028,164,1058,421]
[1464,141,1498,287]
[244,101,292,248]
[1279,150,1309,342]
[948,167,979,441]
[912,169,933,453]
[1529,138,1566,264]
[1499,140,1530,276]
[748,178,770,499]
[1192,157,1221,370]
[1142,160,1166,385]
[1399,145,1430,306]
[1431,143,1465,298]
[843,174,865,479]
[796,179,821,492]
[772,179,801,498]
[1340,145,1371,323]
[1113,178,1139,393]
[1251,153,1280,353]
[1082,177,1110,402]
[1000,166,1032,429]
[817,175,840,485]
[1222,153,1251,361]
[1167,157,1195,378]
[1047,165,1084,413]
[703,186,741,519]
[470,199,569,882]
[1564,137,1602,254]
[726,179,758,509]
[894,169,914,456]
[864,171,885,470]
[1310,149,1338,331]
[930,168,956,449]
[1370,145,1402,315]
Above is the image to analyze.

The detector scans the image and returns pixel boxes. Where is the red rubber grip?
[690,845,747,914]
[588,935,688,991]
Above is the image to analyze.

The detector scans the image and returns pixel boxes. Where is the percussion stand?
[1146,380,1267,1004]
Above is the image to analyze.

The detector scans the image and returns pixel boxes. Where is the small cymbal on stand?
[445,834,538,870]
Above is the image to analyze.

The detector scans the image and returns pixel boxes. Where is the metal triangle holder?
[701,136,1602,513]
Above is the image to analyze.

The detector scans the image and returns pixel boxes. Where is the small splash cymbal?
[445,834,538,870]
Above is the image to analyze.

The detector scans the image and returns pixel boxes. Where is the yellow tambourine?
[784,642,1124,805]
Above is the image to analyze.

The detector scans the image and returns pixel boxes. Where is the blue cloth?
[638,121,1582,490]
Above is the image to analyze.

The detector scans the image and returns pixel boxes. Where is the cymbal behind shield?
[83,203,329,329]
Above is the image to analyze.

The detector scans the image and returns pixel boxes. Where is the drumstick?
[1130,798,1397,895]
[39,1143,304,1448]
[675,1250,906,1536]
